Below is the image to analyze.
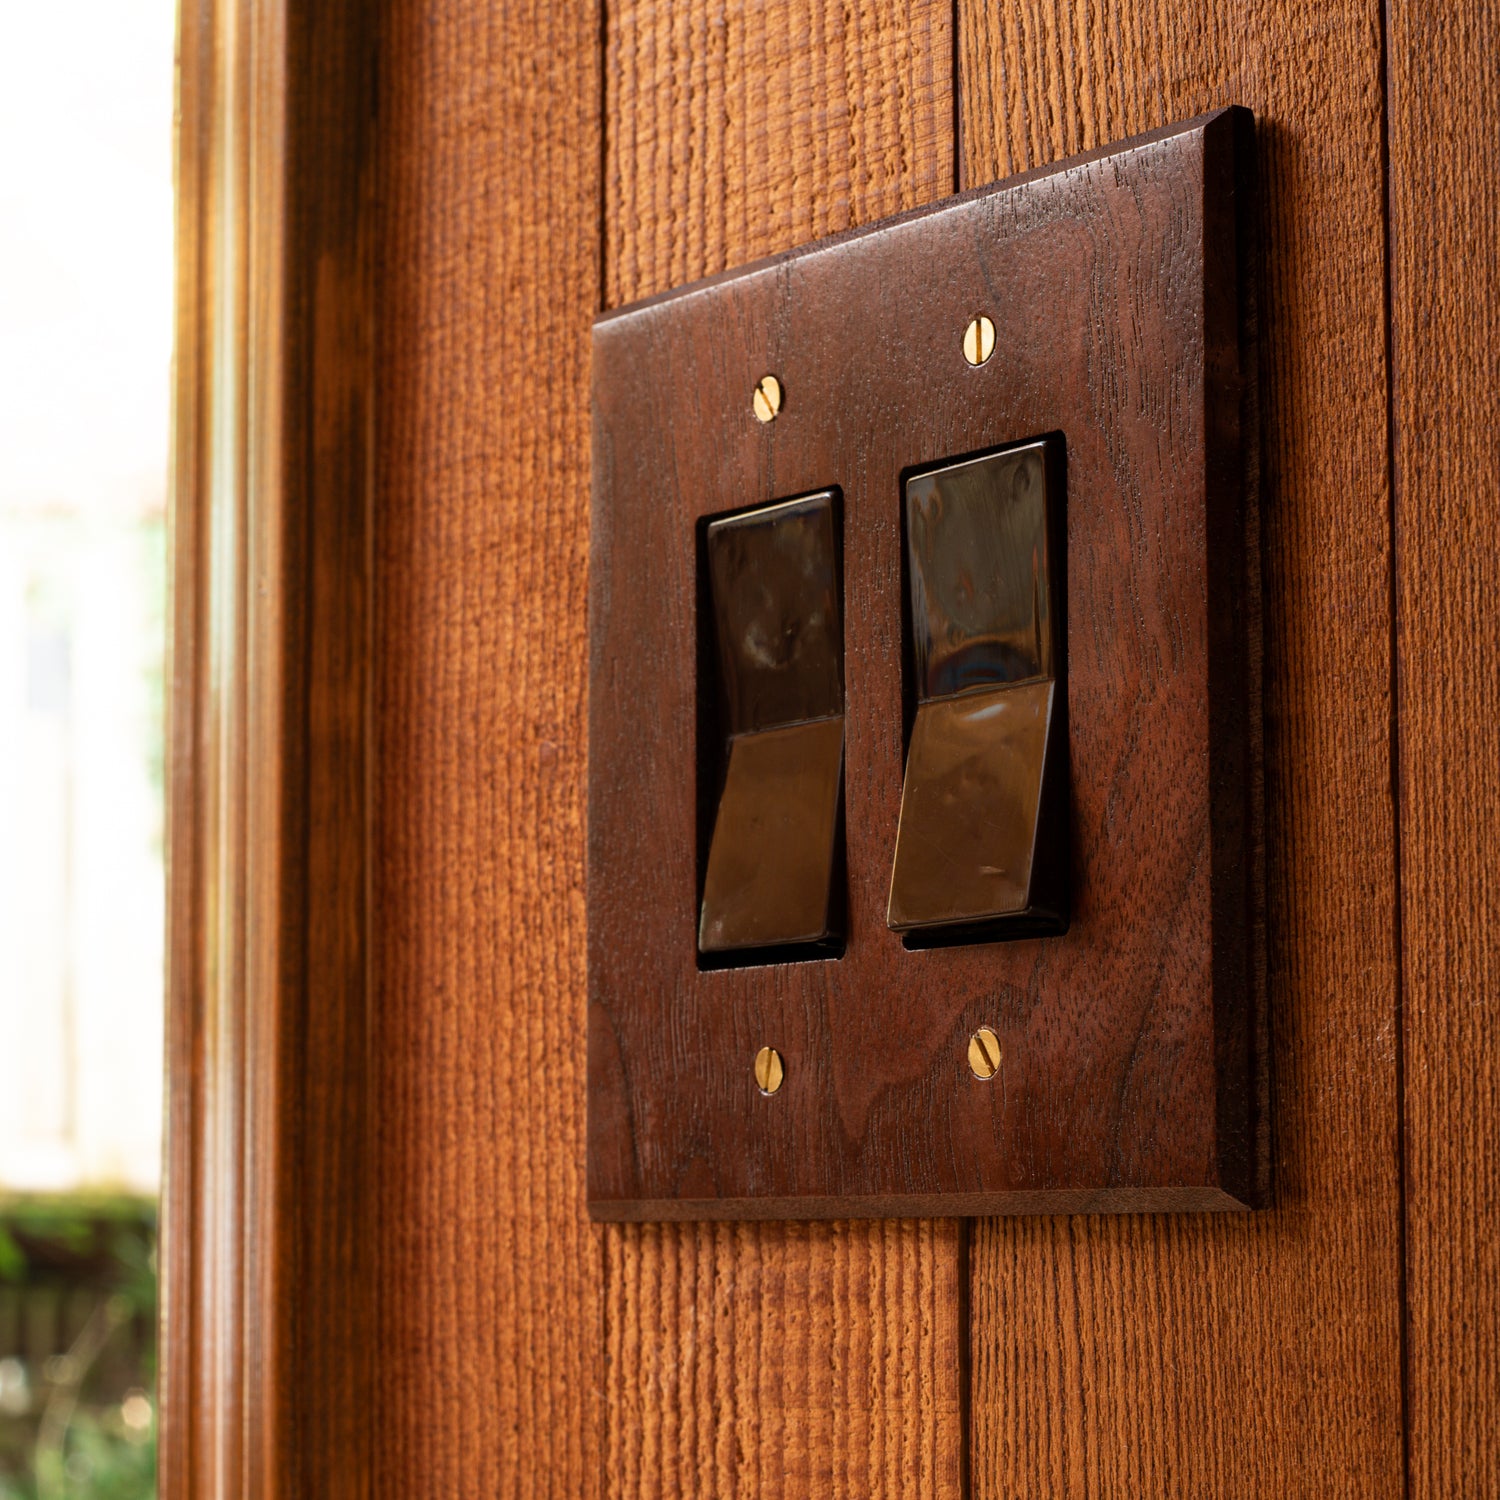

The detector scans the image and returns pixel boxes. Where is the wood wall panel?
[605,0,955,306]
[958,5,1406,1496]
[167,0,1500,1490]
[603,5,961,1495]
[1387,3,1500,1493]
[371,0,602,1493]
[605,1220,962,1499]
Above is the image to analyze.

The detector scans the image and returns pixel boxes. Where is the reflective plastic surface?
[889,441,1066,937]
[906,442,1054,699]
[699,717,844,952]
[887,681,1054,930]
[706,493,841,734]
[700,492,844,955]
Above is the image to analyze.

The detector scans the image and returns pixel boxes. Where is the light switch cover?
[588,109,1265,1221]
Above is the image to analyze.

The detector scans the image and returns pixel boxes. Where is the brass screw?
[963,314,996,368]
[754,1045,785,1095]
[752,374,783,423]
[968,1027,1001,1080]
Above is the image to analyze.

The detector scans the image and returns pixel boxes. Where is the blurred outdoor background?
[0,0,174,1494]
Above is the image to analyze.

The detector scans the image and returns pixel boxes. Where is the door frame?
[163,1,374,1493]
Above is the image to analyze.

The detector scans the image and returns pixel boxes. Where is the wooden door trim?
[162,0,375,1493]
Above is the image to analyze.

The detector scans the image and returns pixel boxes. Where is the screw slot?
[752,374,783,423]
[963,315,996,368]
[968,1027,1001,1080]
[754,1045,785,1095]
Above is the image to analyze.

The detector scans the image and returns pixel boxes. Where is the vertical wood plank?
[957,4,1407,1495]
[1387,3,1500,1494]
[277,0,376,1491]
[603,5,962,1495]
[371,0,603,1493]
[606,1,955,306]
[605,1220,964,1499]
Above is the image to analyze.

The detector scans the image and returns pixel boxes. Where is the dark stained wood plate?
[588,109,1265,1219]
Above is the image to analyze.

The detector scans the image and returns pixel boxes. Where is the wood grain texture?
[606,0,955,307]
[370,0,602,1494]
[166,0,375,1494]
[162,6,222,1492]
[1387,3,1500,1494]
[590,114,1263,1218]
[606,1220,962,1499]
[277,0,376,1491]
[603,3,960,1493]
[959,4,1406,1496]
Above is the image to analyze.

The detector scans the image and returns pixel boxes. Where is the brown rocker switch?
[888,439,1068,940]
[698,492,844,957]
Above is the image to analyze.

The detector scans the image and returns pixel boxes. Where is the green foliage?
[0,1230,24,1284]
[37,1408,156,1500]
[0,1197,156,1500]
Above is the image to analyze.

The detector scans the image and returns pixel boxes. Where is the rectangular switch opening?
[695,489,847,969]
[891,437,1070,949]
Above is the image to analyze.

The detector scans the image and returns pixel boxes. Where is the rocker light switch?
[888,440,1067,939]
[698,492,844,956]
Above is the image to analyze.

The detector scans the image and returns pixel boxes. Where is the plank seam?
[950,0,962,193]
[597,0,610,317]
[956,1217,972,1500]
[594,7,610,1488]
[1376,1,1415,1494]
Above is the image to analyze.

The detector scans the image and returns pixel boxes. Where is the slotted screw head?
[754,1045,785,1095]
[963,315,996,367]
[752,374,783,423]
[968,1027,1001,1080]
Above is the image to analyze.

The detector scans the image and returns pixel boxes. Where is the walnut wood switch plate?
[588,109,1265,1221]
